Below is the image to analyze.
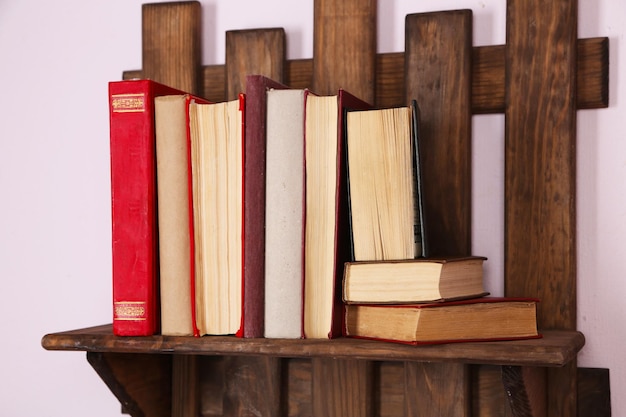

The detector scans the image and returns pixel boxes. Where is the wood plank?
[42,325,585,367]
[311,358,373,417]
[123,37,608,111]
[576,37,609,109]
[311,2,376,416]
[312,0,376,104]
[225,28,285,100]
[286,359,313,416]
[578,368,612,417]
[198,356,282,417]
[87,352,172,417]
[505,0,578,338]
[502,366,547,417]
[171,355,198,417]
[505,1,578,417]
[405,9,473,257]
[141,1,201,95]
[471,365,507,417]
[405,362,470,417]
[472,45,506,114]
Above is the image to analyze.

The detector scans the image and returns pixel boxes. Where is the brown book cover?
[243,75,289,338]
[344,297,541,345]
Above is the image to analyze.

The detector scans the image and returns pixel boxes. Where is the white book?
[264,88,308,338]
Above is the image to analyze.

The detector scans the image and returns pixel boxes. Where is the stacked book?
[341,257,540,345]
[340,101,540,345]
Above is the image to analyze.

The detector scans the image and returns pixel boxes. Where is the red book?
[344,297,541,345]
[109,79,187,336]
[242,75,289,338]
[302,89,372,339]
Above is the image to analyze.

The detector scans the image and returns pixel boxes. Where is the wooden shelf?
[42,324,584,368]
[39,1,612,415]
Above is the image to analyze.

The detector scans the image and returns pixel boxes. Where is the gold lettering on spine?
[114,301,147,321]
[111,93,146,113]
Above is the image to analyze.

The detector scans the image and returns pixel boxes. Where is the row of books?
[108,75,539,345]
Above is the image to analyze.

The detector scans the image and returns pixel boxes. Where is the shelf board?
[42,324,584,367]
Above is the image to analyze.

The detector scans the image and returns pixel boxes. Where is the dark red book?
[302,89,372,339]
[242,75,289,338]
[109,79,187,336]
[344,297,541,345]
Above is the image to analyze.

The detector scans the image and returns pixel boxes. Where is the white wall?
[0,0,622,416]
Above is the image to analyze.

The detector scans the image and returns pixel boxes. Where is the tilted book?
[109,79,188,336]
[346,100,427,261]
[344,297,541,345]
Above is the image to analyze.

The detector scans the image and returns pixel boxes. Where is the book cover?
[303,89,372,339]
[189,94,246,337]
[155,93,210,336]
[242,75,289,338]
[109,79,187,336]
[344,297,541,345]
[264,88,309,339]
[342,255,488,304]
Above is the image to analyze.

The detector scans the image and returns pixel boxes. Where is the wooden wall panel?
[225,28,286,100]
[312,0,376,104]
[505,1,579,417]
[141,1,201,95]
[405,10,473,257]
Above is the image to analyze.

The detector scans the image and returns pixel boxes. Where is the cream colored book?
[264,88,308,339]
[189,96,244,336]
[342,256,487,304]
[155,94,206,336]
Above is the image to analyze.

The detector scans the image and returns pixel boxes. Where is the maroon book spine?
[242,75,289,338]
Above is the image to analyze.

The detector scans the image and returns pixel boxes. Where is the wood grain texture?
[225,28,285,100]
[312,358,373,417]
[171,355,198,417]
[141,1,201,95]
[505,0,578,332]
[405,363,470,417]
[405,10,473,258]
[577,37,610,109]
[577,368,612,417]
[313,0,376,104]
[505,1,579,417]
[198,356,282,417]
[471,365,507,417]
[87,352,172,417]
[502,366,547,417]
[124,37,608,112]
[42,325,585,368]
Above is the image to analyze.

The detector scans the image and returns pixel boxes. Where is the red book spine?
[109,79,185,336]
